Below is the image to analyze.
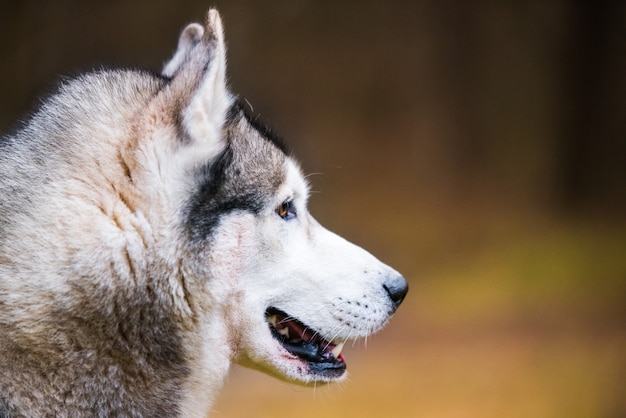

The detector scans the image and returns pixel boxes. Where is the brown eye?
[276,200,296,220]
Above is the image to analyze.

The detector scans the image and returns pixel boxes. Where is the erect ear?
[162,23,204,77]
[166,9,233,162]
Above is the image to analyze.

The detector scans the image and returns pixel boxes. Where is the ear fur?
[163,9,233,164]
[183,10,231,146]
[162,23,204,78]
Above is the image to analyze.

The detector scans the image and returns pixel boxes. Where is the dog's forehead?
[225,107,309,199]
[224,105,288,180]
[225,101,289,155]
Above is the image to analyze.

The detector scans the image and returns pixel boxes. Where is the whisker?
[243,98,254,113]
[304,172,324,179]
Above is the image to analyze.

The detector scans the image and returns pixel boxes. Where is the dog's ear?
[164,9,233,163]
[162,23,204,78]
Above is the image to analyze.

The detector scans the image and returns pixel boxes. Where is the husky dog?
[0,9,407,417]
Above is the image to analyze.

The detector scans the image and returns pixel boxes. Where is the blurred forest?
[1,1,624,417]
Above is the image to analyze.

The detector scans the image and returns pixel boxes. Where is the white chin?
[238,331,347,385]
[254,351,347,386]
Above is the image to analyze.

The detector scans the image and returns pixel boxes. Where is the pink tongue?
[279,316,313,342]
[279,316,327,345]
[277,314,345,361]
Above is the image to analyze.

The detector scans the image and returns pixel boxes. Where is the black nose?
[383,275,409,310]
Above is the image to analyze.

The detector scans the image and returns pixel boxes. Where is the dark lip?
[266,307,346,378]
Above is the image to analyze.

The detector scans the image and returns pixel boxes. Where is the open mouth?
[265,307,346,379]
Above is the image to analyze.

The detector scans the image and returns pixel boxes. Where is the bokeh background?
[1,1,625,417]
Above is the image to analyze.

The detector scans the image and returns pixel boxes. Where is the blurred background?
[1,1,625,417]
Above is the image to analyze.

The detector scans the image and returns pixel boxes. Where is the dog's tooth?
[278,327,290,337]
[267,315,278,327]
[331,341,345,358]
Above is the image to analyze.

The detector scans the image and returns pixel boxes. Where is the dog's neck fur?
[0,11,236,415]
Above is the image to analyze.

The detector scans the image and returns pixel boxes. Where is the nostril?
[383,276,409,309]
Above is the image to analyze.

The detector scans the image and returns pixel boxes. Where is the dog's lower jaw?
[234,336,349,388]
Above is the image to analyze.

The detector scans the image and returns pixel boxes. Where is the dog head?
[135,9,408,385]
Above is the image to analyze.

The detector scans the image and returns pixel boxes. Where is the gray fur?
[185,103,287,241]
[0,9,407,418]
[0,16,217,418]
[0,71,187,417]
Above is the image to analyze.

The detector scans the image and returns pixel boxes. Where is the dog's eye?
[276,200,296,220]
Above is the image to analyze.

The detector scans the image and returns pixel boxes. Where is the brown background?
[1,1,625,417]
